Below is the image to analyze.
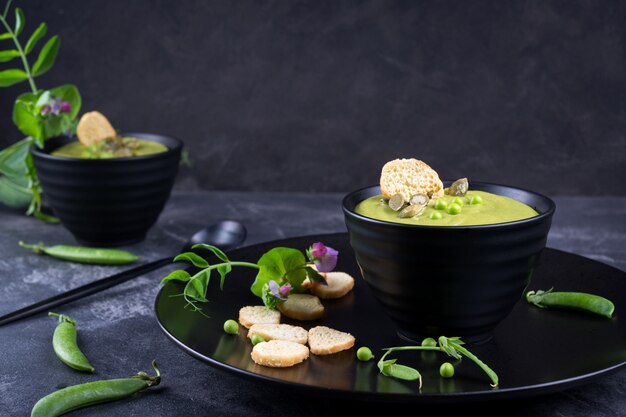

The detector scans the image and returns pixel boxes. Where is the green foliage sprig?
[0,0,81,221]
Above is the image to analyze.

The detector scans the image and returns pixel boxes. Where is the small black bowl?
[31,133,182,246]
[342,182,556,344]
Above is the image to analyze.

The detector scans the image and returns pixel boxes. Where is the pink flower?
[60,101,71,113]
[307,242,338,273]
[279,283,292,297]
[269,280,288,301]
[40,105,51,116]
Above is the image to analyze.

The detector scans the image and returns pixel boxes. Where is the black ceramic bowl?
[32,133,182,246]
[343,182,556,344]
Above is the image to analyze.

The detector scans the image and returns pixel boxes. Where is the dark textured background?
[0,0,625,195]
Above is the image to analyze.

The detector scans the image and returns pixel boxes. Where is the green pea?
[434,200,448,210]
[470,195,483,205]
[250,334,265,345]
[421,337,437,347]
[451,197,465,206]
[440,362,455,378]
[356,346,374,361]
[48,313,94,373]
[447,203,462,215]
[31,361,161,417]
[223,319,239,334]
[19,242,140,265]
[429,211,443,220]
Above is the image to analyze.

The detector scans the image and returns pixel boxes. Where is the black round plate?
[155,233,626,403]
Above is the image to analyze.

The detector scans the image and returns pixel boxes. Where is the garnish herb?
[378,336,499,388]
[526,288,615,319]
[161,242,337,314]
[0,1,81,221]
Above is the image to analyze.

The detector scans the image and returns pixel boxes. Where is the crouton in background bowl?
[31,133,182,246]
[342,182,555,344]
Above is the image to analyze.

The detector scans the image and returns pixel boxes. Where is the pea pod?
[526,289,615,319]
[31,361,161,417]
[19,241,140,265]
[49,312,94,373]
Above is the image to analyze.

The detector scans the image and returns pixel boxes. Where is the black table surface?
[1,192,624,416]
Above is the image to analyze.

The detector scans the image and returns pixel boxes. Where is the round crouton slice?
[277,294,324,321]
[247,323,308,345]
[309,272,355,299]
[76,111,117,146]
[380,158,444,202]
[308,326,355,355]
[251,340,310,367]
[238,306,281,329]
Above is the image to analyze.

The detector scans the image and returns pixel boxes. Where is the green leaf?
[12,93,43,140]
[184,270,210,302]
[173,252,209,268]
[33,210,60,224]
[0,175,32,209]
[49,84,81,119]
[0,68,27,87]
[192,243,230,262]
[0,137,31,177]
[0,33,12,40]
[160,270,191,285]
[14,8,24,36]
[31,35,59,77]
[304,266,326,283]
[251,247,307,298]
[0,50,20,62]
[216,264,231,290]
[24,22,47,54]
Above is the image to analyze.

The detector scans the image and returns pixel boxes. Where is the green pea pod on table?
[49,312,94,373]
[526,289,615,319]
[31,361,161,417]
[19,242,140,265]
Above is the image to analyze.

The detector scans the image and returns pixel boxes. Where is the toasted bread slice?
[247,323,308,345]
[251,340,310,367]
[238,306,281,329]
[309,272,355,299]
[308,326,355,355]
[76,111,117,146]
[277,294,324,321]
[380,158,444,202]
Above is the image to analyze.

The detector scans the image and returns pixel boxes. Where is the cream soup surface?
[355,191,539,226]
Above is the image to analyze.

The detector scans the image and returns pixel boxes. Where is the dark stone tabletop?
[0,192,624,416]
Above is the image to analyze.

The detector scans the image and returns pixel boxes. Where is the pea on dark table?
[49,312,95,373]
[19,242,140,265]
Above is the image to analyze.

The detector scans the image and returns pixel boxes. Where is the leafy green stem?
[2,0,12,19]
[0,11,37,93]
[448,340,499,387]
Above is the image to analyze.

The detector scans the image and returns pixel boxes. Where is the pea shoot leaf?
[14,8,24,36]
[184,270,210,302]
[192,243,230,263]
[0,32,12,40]
[24,22,47,54]
[31,35,59,77]
[173,252,209,268]
[0,50,20,62]
[160,270,191,285]
[251,247,307,298]
[304,266,326,284]
[0,68,27,87]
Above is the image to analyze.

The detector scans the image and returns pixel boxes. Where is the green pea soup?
[355,190,538,226]
[52,138,168,159]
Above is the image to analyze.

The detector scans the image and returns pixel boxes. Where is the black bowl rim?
[30,132,183,163]
[342,181,556,230]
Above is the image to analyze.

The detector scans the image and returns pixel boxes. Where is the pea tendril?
[378,336,499,388]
